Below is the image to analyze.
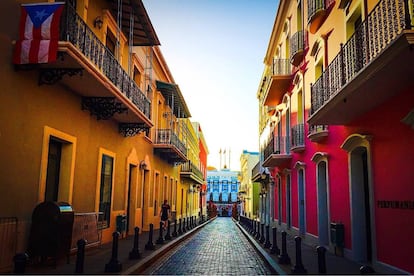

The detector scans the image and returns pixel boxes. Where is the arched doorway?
[317,161,329,246]
[342,134,374,263]
[312,152,330,247]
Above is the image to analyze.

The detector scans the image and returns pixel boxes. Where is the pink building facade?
[255,0,414,274]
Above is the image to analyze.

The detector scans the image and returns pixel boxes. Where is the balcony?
[308,124,329,142]
[251,161,261,182]
[154,129,187,164]
[20,3,160,136]
[291,123,305,152]
[263,58,294,106]
[307,0,335,34]
[262,136,292,168]
[290,30,308,66]
[308,0,414,125]
[180,160,204,184]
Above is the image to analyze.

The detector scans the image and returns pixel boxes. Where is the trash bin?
[28,201,74,262]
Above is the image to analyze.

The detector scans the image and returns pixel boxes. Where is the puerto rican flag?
[13,2,65,64]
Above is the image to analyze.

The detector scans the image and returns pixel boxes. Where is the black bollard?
[156,221,165,244]
[13,253,28,274]
[165,220,172,240]
[264,225,272,248]
[270,227,280,255]
[182,218,187,233]
[260,223,266,243]
[129,227,141,259]
[316,246,327,274]
[172,219,178,237]
[360,265,375,274]
[75,239,86,273]
[105,232,122,273]
[278,231,291,264]
[178,218,182,234]
[291,236,307,274]
[145,223,155,250]
[251,219,256,235]
[255,221,261,239]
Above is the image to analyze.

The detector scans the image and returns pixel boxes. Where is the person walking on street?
[160,199,171,230]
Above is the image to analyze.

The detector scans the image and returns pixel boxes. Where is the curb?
[233,218,287,275]
[122,217,217,275]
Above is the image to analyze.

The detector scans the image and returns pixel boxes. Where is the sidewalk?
[21,218,214,275]
[235,219,365,275]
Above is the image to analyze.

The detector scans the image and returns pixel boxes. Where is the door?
[298,169,306,235]
[351,147,372,262]
[317,161,329,246]
[45,139,62,202]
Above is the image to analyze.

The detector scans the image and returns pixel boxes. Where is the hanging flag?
[13,2,65,64]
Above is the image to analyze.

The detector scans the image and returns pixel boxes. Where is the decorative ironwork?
[60,4,151,119]
[81,97,127,120]
[310,0,411,116]
[291,124,305,149]
[155,129,187,156]
[118,123,148,137]
[38,68,83,85]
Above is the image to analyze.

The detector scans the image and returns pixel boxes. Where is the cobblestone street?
[142,217,274,275]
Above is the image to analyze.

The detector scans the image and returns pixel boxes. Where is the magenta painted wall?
[345,88,414,273]
[268,85,414,273]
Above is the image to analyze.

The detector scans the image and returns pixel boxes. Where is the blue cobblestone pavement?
[145,217,274,275]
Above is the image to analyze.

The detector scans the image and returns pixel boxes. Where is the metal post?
[270,227,280,255]
[292,236,307,274]
[278,231,291,264]
[145,223,155,250]
[178,218,182,235]
[129,227,141,259]
[156,221,164,244]
[104,232,122,272]
[260,223,266,243]
[75,239,86,273]
[172,219,178,237]
[317,246,327,274]
[264,225,272,248]
[182,218,187,233]
[165,220,172,240]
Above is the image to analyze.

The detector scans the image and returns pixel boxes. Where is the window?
[99,155,114,228]
[213,181,219,192]
[222,184,229,192]
[106,29,116,56]
[231,184,237,192]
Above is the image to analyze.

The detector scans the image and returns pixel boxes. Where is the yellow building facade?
[0,0,207,265]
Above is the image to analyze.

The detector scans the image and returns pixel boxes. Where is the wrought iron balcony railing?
[308,124,328,142]
[61,4,151,119]
[155,129,187,156]
[307,0,335,33]
[290,30,307,66]
[263,135,289,161]
[271,58,291,76]
[291,123,305,150]
[181,160,204,181]
[310,0,412,117]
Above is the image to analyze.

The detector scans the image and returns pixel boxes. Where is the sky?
[142,0,279,171]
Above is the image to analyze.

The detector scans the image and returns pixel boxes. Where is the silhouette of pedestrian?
[160,200,171,230]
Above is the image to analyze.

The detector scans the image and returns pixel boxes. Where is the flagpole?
[228,148,231,170]
[219,148,222,170]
